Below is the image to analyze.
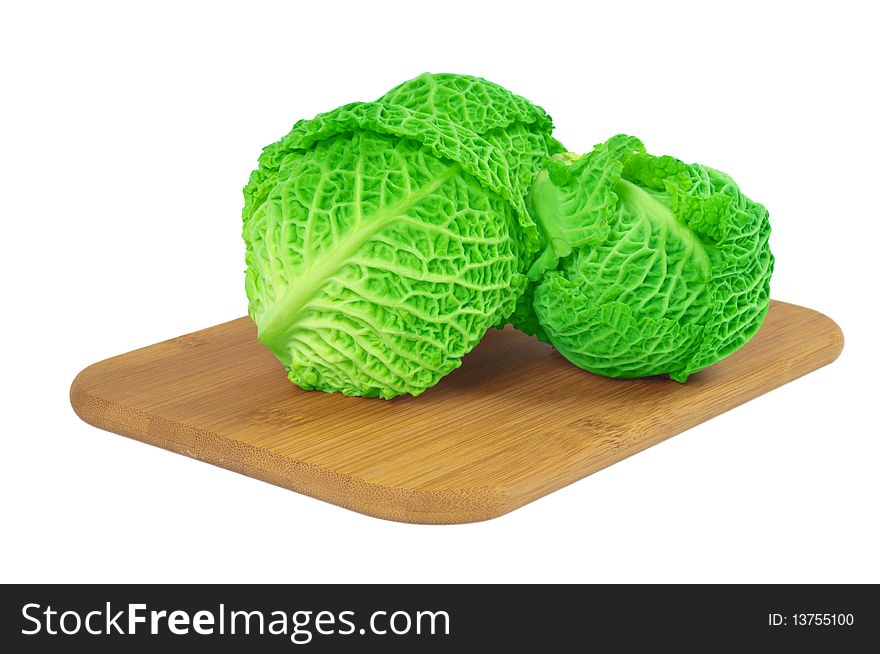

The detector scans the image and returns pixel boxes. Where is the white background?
[2,0,878,583]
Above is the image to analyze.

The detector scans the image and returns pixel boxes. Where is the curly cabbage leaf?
[524,134,774,381]
[242,74,559,398]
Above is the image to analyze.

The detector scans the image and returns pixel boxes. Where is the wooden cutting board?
[70,300,842,524]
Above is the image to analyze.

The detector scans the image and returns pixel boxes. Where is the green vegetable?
[243,74,774,398]
[522,134,774,381]
[242,73,560,398]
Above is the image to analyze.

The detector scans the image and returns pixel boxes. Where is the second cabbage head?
[522,135,774,381]
[243,73,774,398]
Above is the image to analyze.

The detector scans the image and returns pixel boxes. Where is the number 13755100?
[769,613,854,627]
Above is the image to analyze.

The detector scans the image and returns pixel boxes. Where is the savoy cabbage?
[243,74,561,398]
[523,135,774,381]
[243,74,773,397]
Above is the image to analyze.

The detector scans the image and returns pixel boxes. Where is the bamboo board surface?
[70,300,843,524]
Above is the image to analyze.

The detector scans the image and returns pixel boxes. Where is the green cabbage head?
[522,134,774,381]
[242,74,561,398]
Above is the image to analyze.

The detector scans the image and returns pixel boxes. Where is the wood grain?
[70,300,843,524]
